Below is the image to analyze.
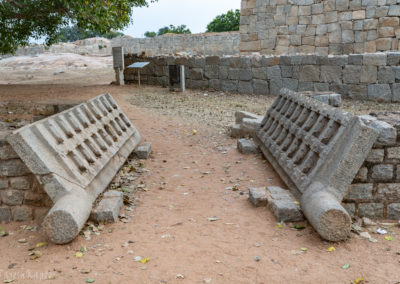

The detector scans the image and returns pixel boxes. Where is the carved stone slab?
[8,94,141,243]
[255,89,378,241]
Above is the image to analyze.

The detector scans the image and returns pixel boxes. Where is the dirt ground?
[0,67,400,284]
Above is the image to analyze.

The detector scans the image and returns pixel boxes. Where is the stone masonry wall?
[0,132,52,223]
[114,32,240,56]
[2,32,239,59]
[344,112,400,219]
[0,102,75,223]
[124,52,400,102]
[240,0,400,55]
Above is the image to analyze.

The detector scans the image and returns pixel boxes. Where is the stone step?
[91,190,124,224]
[248,187,268,207]
[235,110,263,124]
[237,139,259,154]
[249,186,304,222]
[135,142,152,159]
[266,186,304,222]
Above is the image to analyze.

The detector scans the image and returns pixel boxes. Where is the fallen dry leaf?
[29,250,43,260]
[327,246,336,252]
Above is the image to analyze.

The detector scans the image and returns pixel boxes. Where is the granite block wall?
[0,102,76,223]
[4,32,240,59]
[344,112,400,219]
[124,52,400,102]
[114,32,240,56]
[240,0,400,55]
[0,133,52,223]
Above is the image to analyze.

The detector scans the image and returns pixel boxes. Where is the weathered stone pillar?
[114,67,125,86]
[112,46,125,85]
[301,183,351,241]
[43,192,92,244]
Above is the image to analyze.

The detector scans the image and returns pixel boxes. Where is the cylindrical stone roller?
[43,192,92,244]
[301,182,351,242]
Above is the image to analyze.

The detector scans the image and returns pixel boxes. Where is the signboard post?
[180,65,185,92]
[127,62,150,86]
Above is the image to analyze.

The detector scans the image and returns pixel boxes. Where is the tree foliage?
[56,25,124,42]
[159,24,191,36]
[144,24,191,38]
[158,25,191,35]
[206,9,240,33]
[0,0,156,54]
[144,31,156,38]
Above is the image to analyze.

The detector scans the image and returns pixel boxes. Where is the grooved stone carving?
[8,94,141,244]
[255,89,378,241]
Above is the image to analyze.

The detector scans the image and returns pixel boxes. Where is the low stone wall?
[3,33,240,59]
[8,38,113,58]
[0,131,52,222]
[123,52,400,102]
[114,32,240,56]
[344,112,400,219]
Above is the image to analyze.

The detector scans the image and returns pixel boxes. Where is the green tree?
[144,31,156,38]
[206,9,240,33]
[0,0,157,54]
[157,25,191,36]
[56,25,124,42]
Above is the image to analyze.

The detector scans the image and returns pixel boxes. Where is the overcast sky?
[123,0,241,38]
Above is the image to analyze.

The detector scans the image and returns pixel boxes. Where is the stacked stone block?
[0,132,52,223]
[240,0,400,55]
[344,112,400,219]
[124,53,400,102]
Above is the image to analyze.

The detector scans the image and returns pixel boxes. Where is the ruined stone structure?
[240,0,400,55]
[254,88,378,241]
[115,0,400,101]
[123,53,400,102]
[1,94,141,244]
[234,99,400,222]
